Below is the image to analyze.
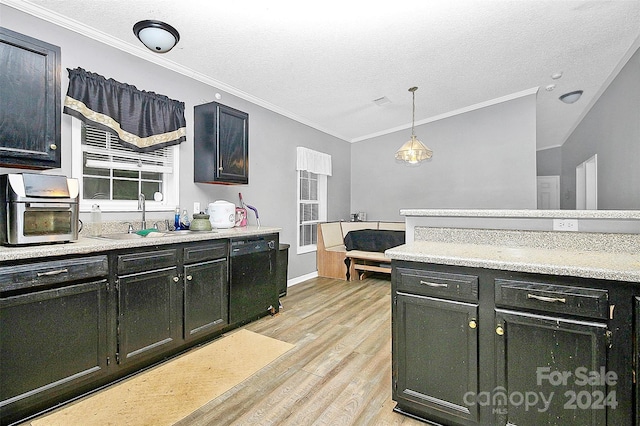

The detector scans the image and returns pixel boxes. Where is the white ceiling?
[8,0,640,150]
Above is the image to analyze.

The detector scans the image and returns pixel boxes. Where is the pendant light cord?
[410,87,417,137]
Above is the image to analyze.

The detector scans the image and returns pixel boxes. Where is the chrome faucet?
[138,193,146,230]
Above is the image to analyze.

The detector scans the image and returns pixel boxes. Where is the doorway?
[576,154,597,210]
[536,176,560,209]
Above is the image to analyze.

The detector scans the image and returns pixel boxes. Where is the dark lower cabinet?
[183,241,229,340]
[495,309,608,426]
[115,248,180,366]
[184,259,228,340]
[392,260,633,426]
[0,236,287,425]
[0,256,108,425]
[116,267,179,365]
[394,293,479,425]
[636,297,640,426]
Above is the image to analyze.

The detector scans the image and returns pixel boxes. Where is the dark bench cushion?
[344,229,405,253]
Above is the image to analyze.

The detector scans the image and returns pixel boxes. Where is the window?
[71,118,178,212]
[296,147,330,254]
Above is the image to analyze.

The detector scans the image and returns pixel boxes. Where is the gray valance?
[63,67,186,152]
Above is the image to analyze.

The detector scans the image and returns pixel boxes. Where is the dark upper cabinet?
[194,101,249,184]
[0,28,61,169]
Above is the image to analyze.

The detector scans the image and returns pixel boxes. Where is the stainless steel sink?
[167,230,217,235]
[92,233,145,240]
[90,229,217,240]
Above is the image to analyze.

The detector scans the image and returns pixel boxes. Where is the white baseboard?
[287,271,318,287]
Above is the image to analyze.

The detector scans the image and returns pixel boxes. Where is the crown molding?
[1,0,351,141]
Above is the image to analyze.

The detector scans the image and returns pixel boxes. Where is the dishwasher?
[229,235,279,325]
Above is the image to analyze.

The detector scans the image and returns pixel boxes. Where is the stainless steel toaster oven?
[0,173,80,245]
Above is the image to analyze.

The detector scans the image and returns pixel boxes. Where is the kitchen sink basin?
[168,230,218,235]
[91,233,145,240]
[91,229,217,240]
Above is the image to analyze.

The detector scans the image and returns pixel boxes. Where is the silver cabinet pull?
[527,293,566,303]
[186,275,193,281]
[420,280,448,288]
[37,268,68,277]
[173,276,179,283]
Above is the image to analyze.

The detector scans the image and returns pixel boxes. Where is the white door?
[537,176,560,209]
[576,155,597,210]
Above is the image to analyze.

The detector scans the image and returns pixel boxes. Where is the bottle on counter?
[91,204,102,236]
[174,207,181,231]
[180,209,190,230]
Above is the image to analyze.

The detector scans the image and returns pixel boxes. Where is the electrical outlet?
[193,202,201,214]
[553,219,579,232]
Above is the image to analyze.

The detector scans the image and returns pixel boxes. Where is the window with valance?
[63,67,186,152]
[296,147,331,253]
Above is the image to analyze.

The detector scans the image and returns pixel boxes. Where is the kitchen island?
[0,226,280,425]
[386,209,640,426]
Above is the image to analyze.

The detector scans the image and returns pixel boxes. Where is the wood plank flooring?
[175,276,424,426]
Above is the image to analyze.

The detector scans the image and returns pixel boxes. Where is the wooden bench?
[345,250,391,280]
[317,221,404,281]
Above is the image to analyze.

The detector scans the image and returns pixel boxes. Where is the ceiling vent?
[373,96,391,106]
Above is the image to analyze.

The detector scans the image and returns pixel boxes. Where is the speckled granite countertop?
[400,209,640,219]
[386,240,640,283]
[0,226,280,262]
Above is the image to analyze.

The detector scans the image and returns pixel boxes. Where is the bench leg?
[344,257,351,281]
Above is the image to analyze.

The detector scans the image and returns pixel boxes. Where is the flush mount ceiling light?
[133,20,180,53]
[395,87,432,165]
[559,90,583,104]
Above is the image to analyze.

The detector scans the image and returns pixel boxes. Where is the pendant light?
[395,87,432,164]
[133,20,180,53]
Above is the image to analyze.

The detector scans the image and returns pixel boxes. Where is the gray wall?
[0,5,351,280]
[350,93,538,220]
[560,47,640,210]
[536,146,562,176]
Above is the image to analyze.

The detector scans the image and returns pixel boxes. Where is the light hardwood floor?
[175,275,424,426]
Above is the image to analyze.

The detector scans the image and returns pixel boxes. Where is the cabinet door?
[393,292,479,425]
[0,280,107,423]
[494,309,609,426]
[117,267,179,365]
[636,297,640,426]
[184,258,228,340]
[217,104,248,183]
[194,102,249,184]
[0,28,61,169]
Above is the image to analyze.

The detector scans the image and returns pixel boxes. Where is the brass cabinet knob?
[496,326,505,336]
[469,320,477,329]
[186,275,193,281]
[173,276,179,282]
[49,143,57,150]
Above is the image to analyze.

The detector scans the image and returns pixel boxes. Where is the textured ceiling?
[7,0,640,149]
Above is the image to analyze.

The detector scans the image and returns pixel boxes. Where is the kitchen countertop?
[386,240,640,283]
[0,226,281,262]
[400,208,640,219]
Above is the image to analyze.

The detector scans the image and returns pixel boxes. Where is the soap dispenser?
[174,207,181,230]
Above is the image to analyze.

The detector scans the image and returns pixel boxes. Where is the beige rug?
[31,329,294,426]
